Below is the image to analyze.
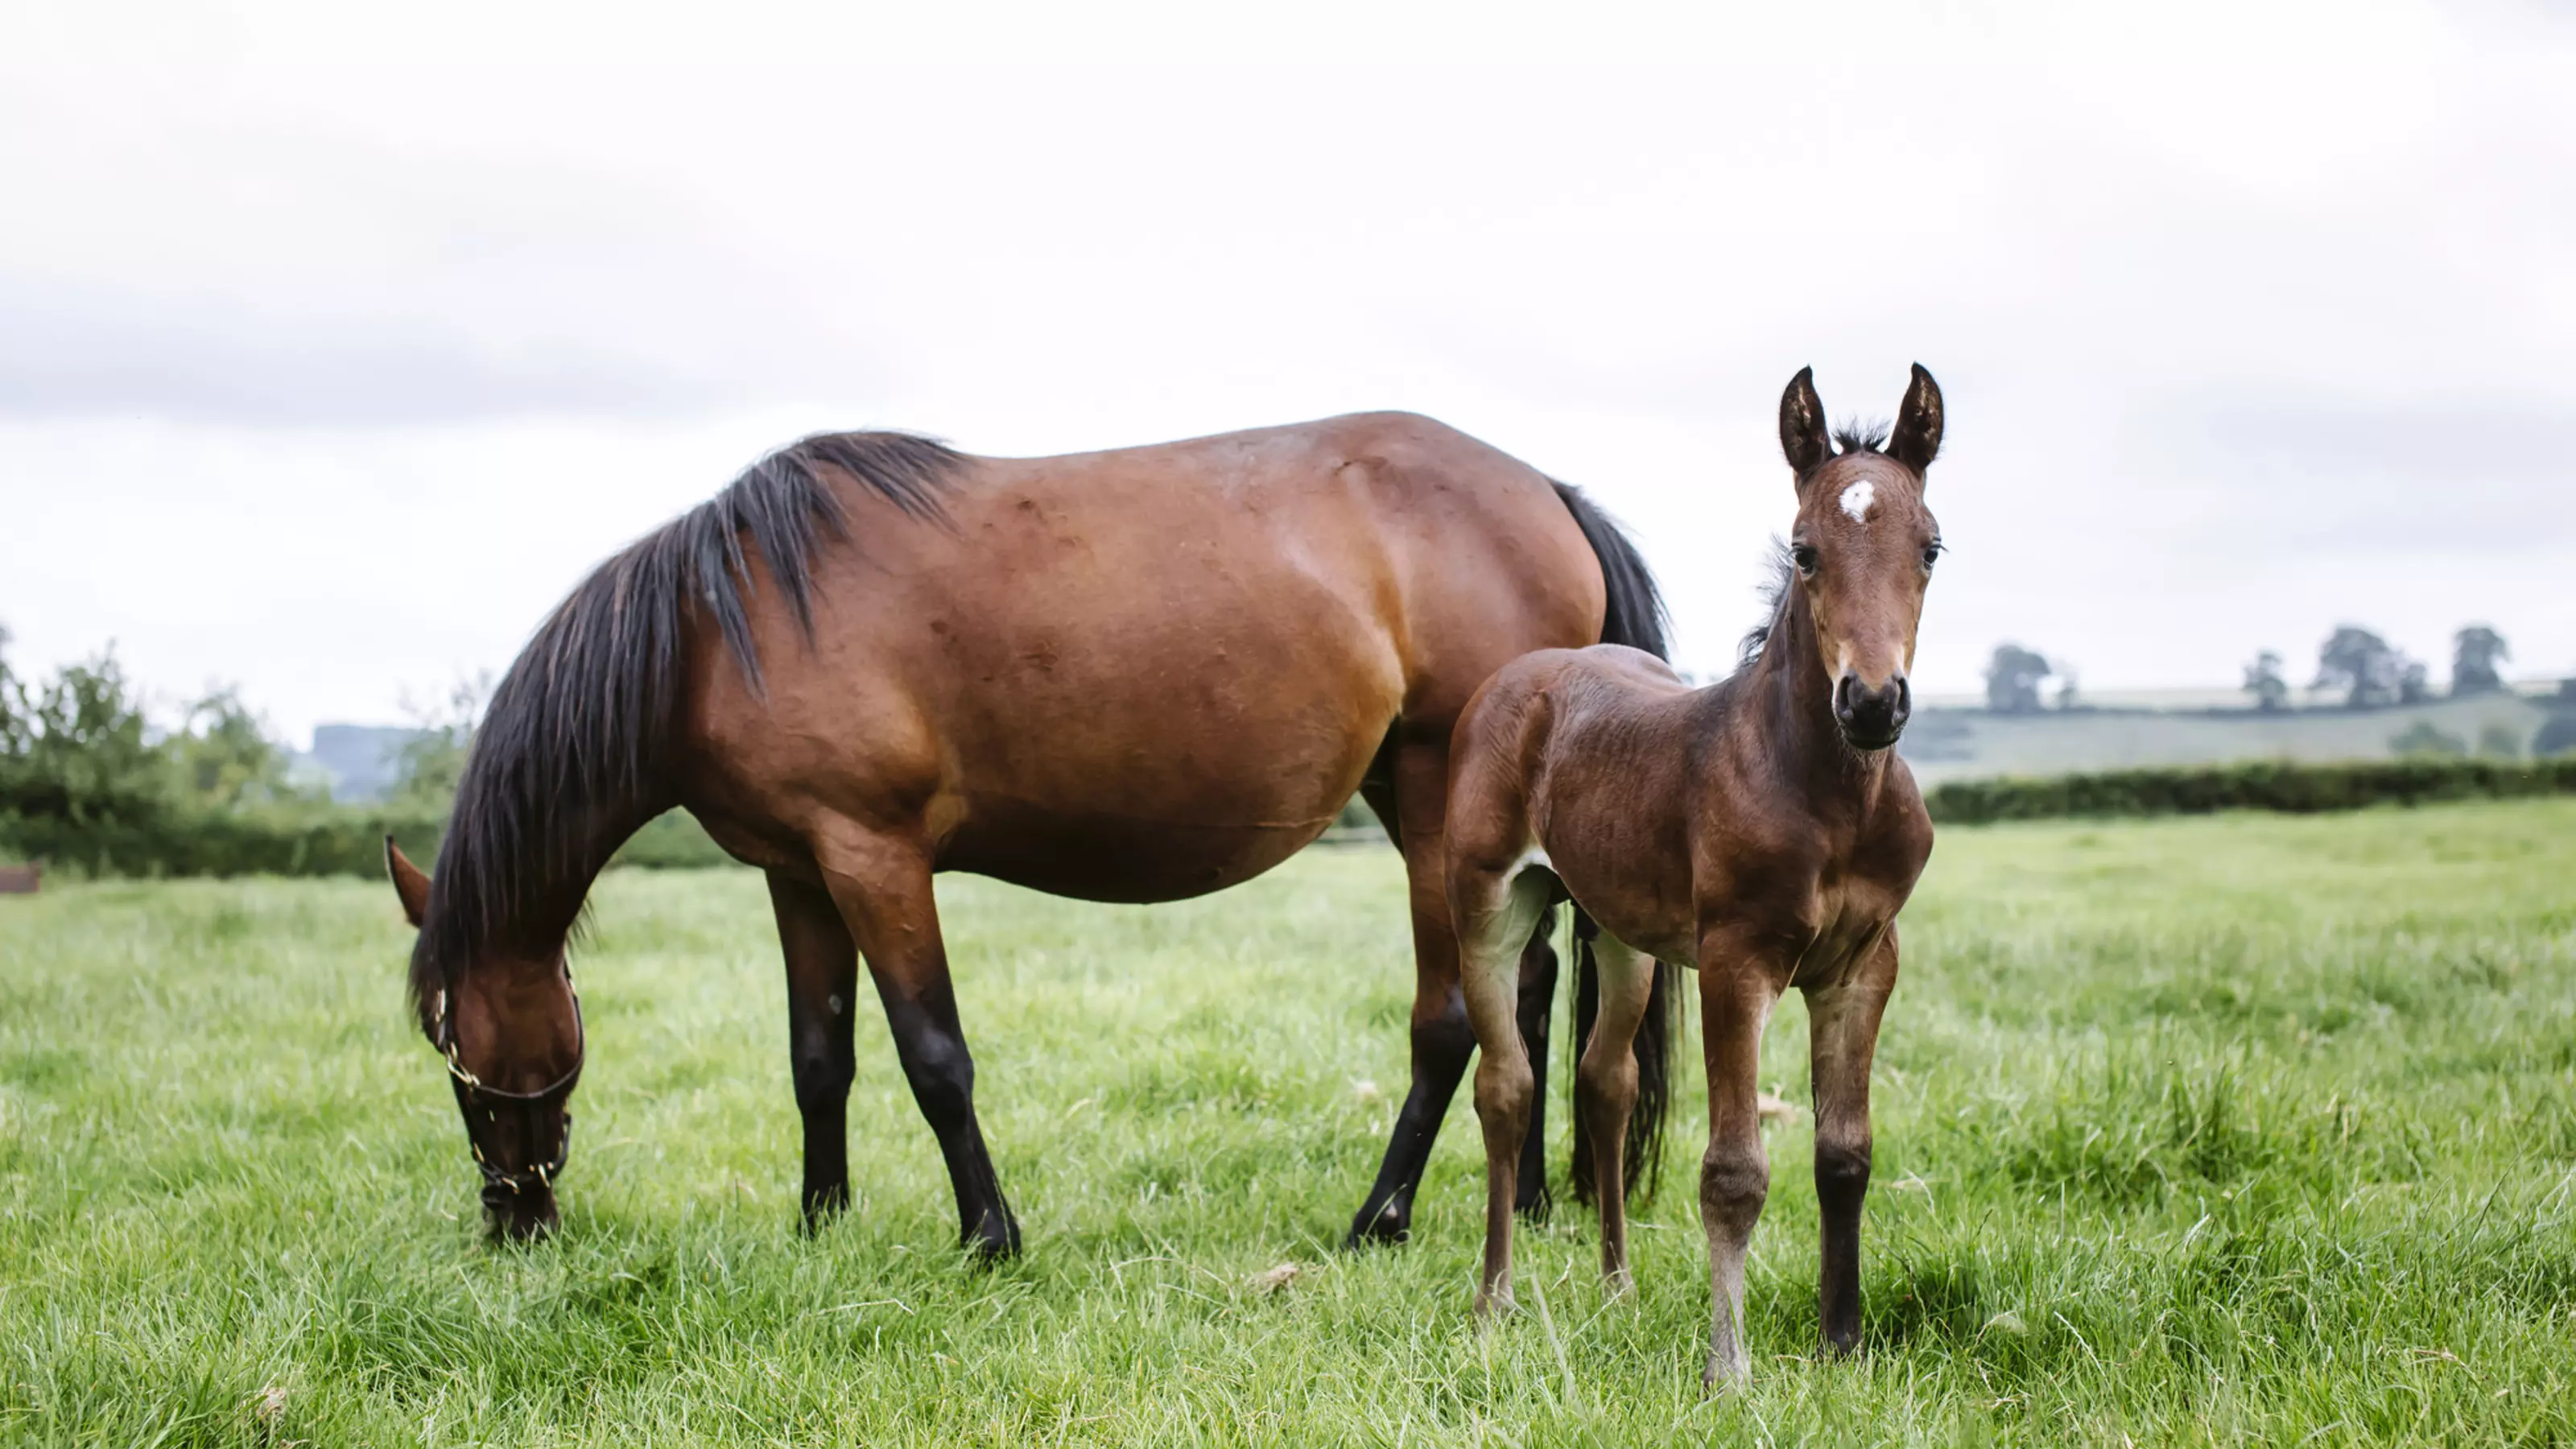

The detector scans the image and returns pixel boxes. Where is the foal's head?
[388,840,583,1241]
[1777,364,1945,751]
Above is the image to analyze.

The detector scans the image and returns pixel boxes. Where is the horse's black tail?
[1551,480,1678,1207]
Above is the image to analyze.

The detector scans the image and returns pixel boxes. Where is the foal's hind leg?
[816,829,1021,1261]
[767,871,860,1229]
[1511,910,1561,1222]
[1458,862,1555,1315]
[1573,931,1657,1296]
[1806,929,1898,1358]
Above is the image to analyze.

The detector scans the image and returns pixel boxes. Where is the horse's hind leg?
[1347,743,1476,1248]
[1806,929,1897,1358]
[816,830,1021,1261]
[766,871,860,1229]
[1573,930,1656,1296]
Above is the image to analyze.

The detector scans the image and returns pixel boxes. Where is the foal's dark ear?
[1889,363,1944,473]
[386,836,430,929]
[1779,366,1834,480]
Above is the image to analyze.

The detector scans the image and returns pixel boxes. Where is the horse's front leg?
[1698,928,1785,1388]
[818,830,1021,1261]
[767,871,861,1229]
[1806,927,1898,1358]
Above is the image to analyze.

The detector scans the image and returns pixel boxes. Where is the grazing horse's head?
[1776,364,1945,752]
[387,839,583,1241]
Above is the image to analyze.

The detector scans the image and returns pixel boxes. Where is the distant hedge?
[1925,756,2576,826]
[0,803,448,880]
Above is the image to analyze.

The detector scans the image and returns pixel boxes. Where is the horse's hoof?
[1702,1356,1751,1393]
[1513,1184,1553,1225]
[1601,1269,1635,1302]
[1343,1202,1410,1249]
[1474,1290,1516,1321]
[962,1212,1022,1264]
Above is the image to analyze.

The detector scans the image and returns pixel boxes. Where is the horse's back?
[685,414,1608,901]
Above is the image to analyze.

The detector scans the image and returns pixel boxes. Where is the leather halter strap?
[431,968,585,1197]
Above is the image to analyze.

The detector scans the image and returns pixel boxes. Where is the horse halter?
[430,967,585,1205]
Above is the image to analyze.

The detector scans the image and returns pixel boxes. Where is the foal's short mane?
[407,432,960,1023]
[1831,417,1889,455]
[1736,416,1893,665]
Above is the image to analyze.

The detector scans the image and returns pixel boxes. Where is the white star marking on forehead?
[1839,478,1875,523]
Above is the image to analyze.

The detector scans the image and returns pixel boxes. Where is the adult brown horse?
[1446,365,1945,1385]
[382,411,1676,1249]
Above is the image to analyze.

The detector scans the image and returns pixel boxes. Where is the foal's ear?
[386,836,430,929]
[1779,365,1833,481]
[1889,363,1944,473]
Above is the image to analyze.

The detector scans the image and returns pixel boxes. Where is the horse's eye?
[1791,543,1820,577]
[1922,543,1943,571]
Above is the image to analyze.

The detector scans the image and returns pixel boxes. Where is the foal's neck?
[1740,588,1891,807]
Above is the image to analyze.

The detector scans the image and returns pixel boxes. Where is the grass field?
[4,799,2574,1446]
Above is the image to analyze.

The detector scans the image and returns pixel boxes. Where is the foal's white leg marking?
[1459,849,1558,1316]
[1839,479,1875,523]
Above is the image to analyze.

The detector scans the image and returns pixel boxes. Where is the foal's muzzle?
[1834,671,1911,750]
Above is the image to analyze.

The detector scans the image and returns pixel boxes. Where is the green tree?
[1984,643,2052,714]
[2242,650,2290,712]
[2315,625,2412,709]
[2451,625,2509,695]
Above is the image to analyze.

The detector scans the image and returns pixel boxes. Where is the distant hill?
[294,724,425,803]
[1901,682,2570,786]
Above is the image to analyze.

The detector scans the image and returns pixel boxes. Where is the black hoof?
[800,1181,851,1235]
[963,1210,1022,1264]
[1513,1182,1554,1225]
[1344,1199,1411,1249]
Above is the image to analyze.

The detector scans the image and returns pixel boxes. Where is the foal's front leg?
[1806,929,1898,1358]
[1698,936,1784,1387]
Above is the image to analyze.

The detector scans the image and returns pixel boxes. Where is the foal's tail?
[1551,480,1678,1206]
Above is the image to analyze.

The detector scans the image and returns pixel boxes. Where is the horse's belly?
[939,800,1331,902]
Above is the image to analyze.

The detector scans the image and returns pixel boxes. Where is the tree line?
[1986,625,2525,715]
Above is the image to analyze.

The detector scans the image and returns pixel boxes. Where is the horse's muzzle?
[1833,672,1910,751]
[482,1183,560,1241]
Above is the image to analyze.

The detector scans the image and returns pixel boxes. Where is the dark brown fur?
[1444,366,1946,1385]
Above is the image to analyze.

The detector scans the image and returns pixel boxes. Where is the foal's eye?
[1791,543,1820,577]
[1921,543,1944,571]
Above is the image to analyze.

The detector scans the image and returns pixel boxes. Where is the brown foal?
[1447,365,1946,1385]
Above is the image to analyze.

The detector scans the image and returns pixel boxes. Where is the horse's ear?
[1779,366,1832,481]
[386,836,430,929]
[1889,363,1944,473]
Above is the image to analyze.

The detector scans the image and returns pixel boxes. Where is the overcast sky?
[3,0,2571,743]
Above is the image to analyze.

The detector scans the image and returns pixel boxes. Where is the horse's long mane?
[407,432,960,1022]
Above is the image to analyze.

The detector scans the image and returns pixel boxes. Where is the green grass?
[3,800,2574,1446]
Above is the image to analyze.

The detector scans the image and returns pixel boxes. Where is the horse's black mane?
[407,431,960,1022]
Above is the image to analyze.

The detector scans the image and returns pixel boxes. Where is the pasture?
[3,799,2574,1446]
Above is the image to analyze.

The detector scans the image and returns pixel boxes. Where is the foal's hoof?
[1344,1201,1410,1249]
[1702,1356,1752,1393]
[1474,1290,1517,1321]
